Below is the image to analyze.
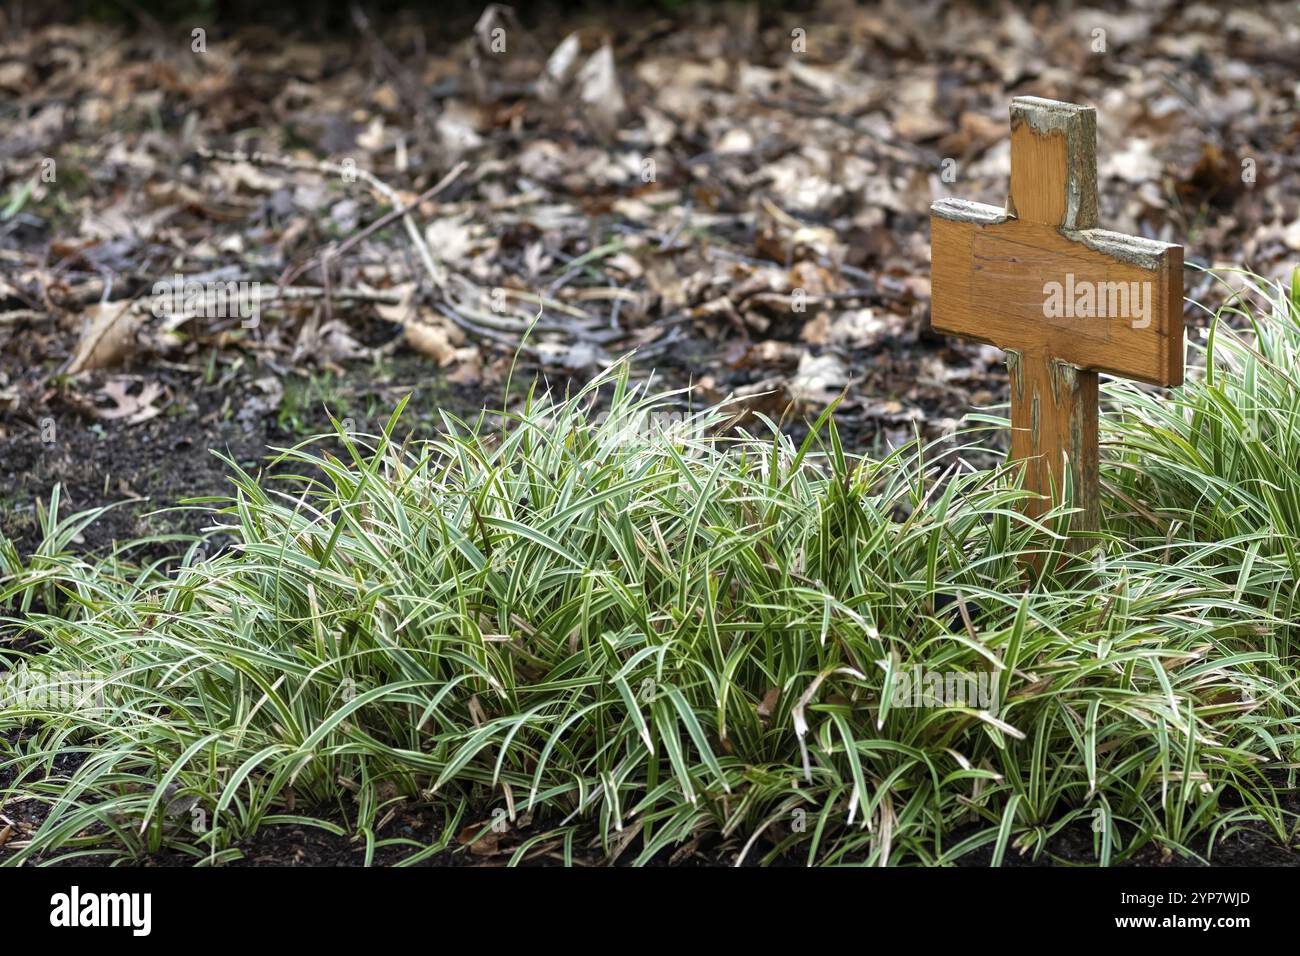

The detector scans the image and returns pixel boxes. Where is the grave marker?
[931,96,1184,536]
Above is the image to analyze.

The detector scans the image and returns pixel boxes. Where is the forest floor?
[4,0,1297,552]
[1,0,1299,865]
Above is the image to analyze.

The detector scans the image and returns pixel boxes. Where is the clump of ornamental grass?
[1107,268,1300,603]
[1,269,1298,866]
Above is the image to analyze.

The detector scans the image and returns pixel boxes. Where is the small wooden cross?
[931,96,1184,535]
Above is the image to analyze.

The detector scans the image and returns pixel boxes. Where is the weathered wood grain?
[931,216,1183,387]
[929,96,1185,538]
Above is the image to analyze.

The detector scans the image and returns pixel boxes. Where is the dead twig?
[278,161,469,289]
[196,146,449,294]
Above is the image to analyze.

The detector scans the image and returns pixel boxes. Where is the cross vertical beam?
[1007,349,1098,528]
[1007,96,1098,231]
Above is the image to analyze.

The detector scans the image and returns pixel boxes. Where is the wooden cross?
[931,96,1184,536]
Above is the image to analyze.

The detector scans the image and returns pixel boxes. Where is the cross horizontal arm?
[930,206,1183,388]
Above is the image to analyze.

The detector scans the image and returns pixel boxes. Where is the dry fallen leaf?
[457,823,503,856]
[404,320,476,367]
[373,282,416,324]
[436,100,485,157]
[787,351,849,409]
[538,31,582,102]
[1103,138,1162,184]
[1282,219,1300,252]
[67,301,141,374]
[214,160,282,195]
[314,320,367,366]
[404,321,457,364]
[423,216,476,267]
[446,352,483,386]
[532,339,607,373]
[92,379,166,424]
[576,44,625,136]
[236,376,285,429]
